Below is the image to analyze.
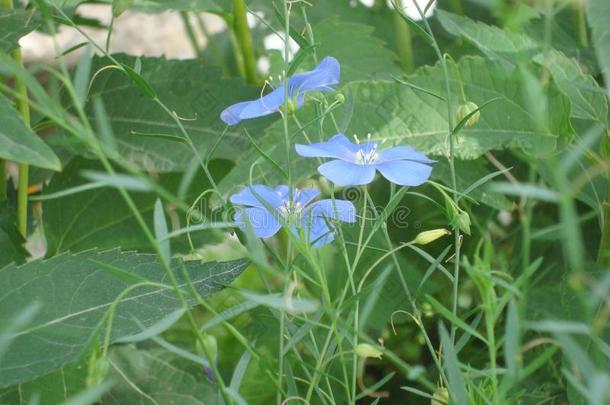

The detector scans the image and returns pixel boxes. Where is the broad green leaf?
[103,346,218,404]
[437,9,540,63]
[220,56,573,191]
[43,158,231,255]
[0,9,40,53]
[78,55,273,172]
[299,17,402,82]
[0,94,61,171]
[534,50,608,124]
[588,0,610,100]
[0,249,248,386]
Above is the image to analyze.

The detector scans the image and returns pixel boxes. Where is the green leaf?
[0,249,248,387]
[425,295,487,344]
[112,0,134,16]
[221,56,573,191]
[0,94,61,171]
[299,17,402,82]
[437,9,540,63]
[78,55,271,172]
[42,158,230,255]
[588,0,610,100]
[533,50,608,124]
[0,9,40,54]
[103,346,218,404]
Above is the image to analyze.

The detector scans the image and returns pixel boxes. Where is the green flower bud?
[414,228,451,245]
[197,334,218,360]
[355,343,383,360]
[455,101,480,127]
[455,210,471,235]
[431,386,449,405]
[86,356,109,387]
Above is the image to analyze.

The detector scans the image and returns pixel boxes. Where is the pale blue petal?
[377,146,436,164]
[230,185,284,209]
[375,160,433,186]
[220,100,252,126]
[274,185,290,199]
[234,207,281,238]
[306,199,356,223]
[298,216,335,247]
[239,85,286,120]
[318,160,376,186]
[294,188,320,206]
[289,57,340,95]
[295,136,354,161]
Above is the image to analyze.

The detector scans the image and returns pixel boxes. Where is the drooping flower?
[295,134,435,187]
[220,57,340,125]
[230,184,355,246]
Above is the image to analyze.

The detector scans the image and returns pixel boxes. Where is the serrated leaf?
[78,55,272,172]
[534,50,608,124]
[588,0,610,100]
[437,9,540,63]
[0,94,61,171]
[0,9,40,53]
[299,17,402,82]
[220,56,573,191]
[0,249,248,386]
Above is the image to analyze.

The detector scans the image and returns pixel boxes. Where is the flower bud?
[334,93,345,104]
[197,334,218,360]
[431,386,449,405]
[355,343,383,360]
[86,356,109,387]
[455,211,471,235]
[414,228,451,245]
[455,101,480,127]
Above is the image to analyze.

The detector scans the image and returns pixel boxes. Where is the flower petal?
[220,101,252,126]
[294,188,321,207]
[289,57,340,95]
[377,146,436,164]
[238,85,286,121]
[230,185,284,209]
[295,135,355,161]
[374,160,433,186]
[306,199,356,223]
[234,207,281,238]
[318,160,376,186]
[298,216,335,247]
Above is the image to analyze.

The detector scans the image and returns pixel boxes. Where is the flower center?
[277,198,305,223]
[355,147,379,165]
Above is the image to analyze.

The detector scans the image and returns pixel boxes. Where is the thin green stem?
[394,0,414,73]
[3,0,31,237]
[411,1,461,345]
[232,0,258,84]
[573,1,588,48]
[180,12,204,62]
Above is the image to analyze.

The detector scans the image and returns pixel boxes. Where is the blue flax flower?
[221,57,340,125]
[295,134,435,187]
[230,184,355,246]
